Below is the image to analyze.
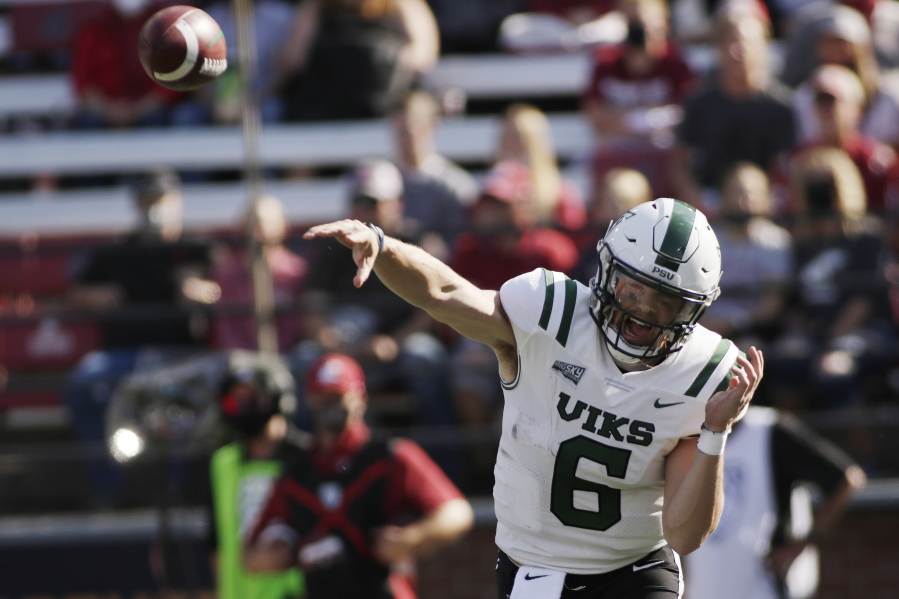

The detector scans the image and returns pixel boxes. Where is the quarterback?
[304,198,763,599]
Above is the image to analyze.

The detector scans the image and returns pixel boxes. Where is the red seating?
[0,313,102,373]
[0,388,63,410]
[0,233,112,299]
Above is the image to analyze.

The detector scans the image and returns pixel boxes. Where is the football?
[138,5,227,91]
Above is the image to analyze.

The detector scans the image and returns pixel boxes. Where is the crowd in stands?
[3,0,899,507]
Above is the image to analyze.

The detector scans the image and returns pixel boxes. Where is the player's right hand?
[304,219,381,288]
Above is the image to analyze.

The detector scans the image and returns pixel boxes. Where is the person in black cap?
[65,167,219,507]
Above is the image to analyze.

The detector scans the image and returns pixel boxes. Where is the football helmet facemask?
[589,198,722,366]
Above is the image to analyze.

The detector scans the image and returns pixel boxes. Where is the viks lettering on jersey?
[556,392,655,446]
[552,360,586,385]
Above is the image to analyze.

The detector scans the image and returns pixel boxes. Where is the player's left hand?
[304,219,380,288]
[704,346,764,432]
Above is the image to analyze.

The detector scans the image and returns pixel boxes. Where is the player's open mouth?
[621,316,655,346]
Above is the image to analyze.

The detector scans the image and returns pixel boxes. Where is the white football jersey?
[494,268,741,574]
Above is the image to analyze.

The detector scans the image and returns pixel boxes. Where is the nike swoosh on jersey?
[654,398,685,408]
[633,560,665,571]
[524,574,549,580]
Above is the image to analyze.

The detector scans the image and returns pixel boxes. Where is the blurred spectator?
[582,0,696,196]
[779,64,899,213]
[496,103,587,231]
[65,168,218,507]
[498,0,627,52]
[69,168,218,347]
[212,196,308,353]
[811,5,899,149]
[701,162,793,350]
[451,160,580,290]
[448,160,579,489]
[69,0,193,130]
[278,0,439,122]
[582,0,694,142]
[767,146,893,411]
[781,0,899,89]
[208,361,305,599]
[391,89,477,247]
[245,352,473,599]
[787,5,899,150]
[684,406,867,599]
[671,6,795,216]
[203,0,295,124]
[298,159,454,430]
[572,167,653,282]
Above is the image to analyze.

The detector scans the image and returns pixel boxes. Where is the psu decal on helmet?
[589,198,722,365]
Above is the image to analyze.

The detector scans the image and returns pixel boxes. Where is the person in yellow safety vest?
[209,363,307,599]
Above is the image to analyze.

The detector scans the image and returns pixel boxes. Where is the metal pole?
[232,0,278,355]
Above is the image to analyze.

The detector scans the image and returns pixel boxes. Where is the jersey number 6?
[550,436,631,531]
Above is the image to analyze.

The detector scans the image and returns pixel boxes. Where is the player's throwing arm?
[303,220,519,375]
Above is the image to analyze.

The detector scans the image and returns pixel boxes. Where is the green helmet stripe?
[539,268,555,330]
[655,200,696,272]
[685,339,732,397]
[555,278,577,347]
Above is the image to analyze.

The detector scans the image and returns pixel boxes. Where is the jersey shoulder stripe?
[711,349,747,394]
[538,268,555,329]
[555,278,578,347]
[536,268,578,348]
[685,338,733,397]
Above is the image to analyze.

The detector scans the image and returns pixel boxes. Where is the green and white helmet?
[589,198,722,365]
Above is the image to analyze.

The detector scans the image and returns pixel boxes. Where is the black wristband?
[364,222,385,258]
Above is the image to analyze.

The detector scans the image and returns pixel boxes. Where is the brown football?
[138,5,227,91]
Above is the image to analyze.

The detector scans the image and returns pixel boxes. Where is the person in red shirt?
[70,0,183,129]
[451,160,579,291]
[582,0,695,197]
[246,353,473,599]
[776,64,899,214]
[582,0,694,141]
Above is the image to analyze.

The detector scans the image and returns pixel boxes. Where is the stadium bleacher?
[0,31,788,421]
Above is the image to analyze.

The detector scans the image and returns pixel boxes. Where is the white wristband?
[697,425,729,456]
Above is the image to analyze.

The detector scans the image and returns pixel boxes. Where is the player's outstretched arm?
[303,219,517,356]
[662,347,764,555]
